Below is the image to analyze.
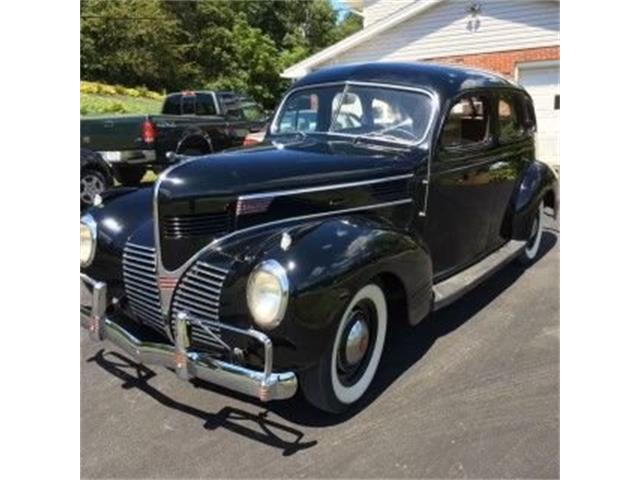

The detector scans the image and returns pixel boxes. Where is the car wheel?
[300,283,388,413]
[80,168,108,208]
[114,166,146,186]
[518,203,544,265]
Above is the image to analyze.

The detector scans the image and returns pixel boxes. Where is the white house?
[283,0,560,168]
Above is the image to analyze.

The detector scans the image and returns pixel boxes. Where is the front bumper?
[80,273,297,401]
[97,149,156,164]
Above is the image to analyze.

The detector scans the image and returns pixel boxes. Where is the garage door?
[518,63,560,168]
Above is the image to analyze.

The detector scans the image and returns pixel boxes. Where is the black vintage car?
[80,63,558,413]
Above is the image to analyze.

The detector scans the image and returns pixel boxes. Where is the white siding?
[363,0,418,27]
[329,0,559,65]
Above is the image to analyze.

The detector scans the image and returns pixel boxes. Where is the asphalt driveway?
[81,214,559,479]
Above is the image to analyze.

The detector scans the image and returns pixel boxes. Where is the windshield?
[272,83,433,145]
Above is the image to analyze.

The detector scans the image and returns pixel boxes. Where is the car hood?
[157,137,424,201]
[155,137,425,270]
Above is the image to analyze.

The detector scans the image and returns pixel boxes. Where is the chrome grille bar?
[171,261,229,351]
[122,242,164,333]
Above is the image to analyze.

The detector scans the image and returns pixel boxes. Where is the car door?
[424,92,500,280]
[484,91,533,252]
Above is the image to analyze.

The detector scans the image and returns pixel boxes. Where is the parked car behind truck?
[80,90,268,207]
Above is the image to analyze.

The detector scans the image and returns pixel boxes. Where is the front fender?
[81,186,154,283]
[505,160,558,240]
[219,215,432,370]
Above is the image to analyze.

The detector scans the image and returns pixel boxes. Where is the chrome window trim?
[269,81,439,148]
[238,173,414,201]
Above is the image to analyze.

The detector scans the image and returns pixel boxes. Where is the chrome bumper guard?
[80,274,297,401]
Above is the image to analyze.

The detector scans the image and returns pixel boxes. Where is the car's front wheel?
[518,203,544,265]
[300,283,388,413]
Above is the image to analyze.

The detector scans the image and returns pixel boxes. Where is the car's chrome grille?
[162,212,233,239]
[171,261,229,351]
[122,242,164,333]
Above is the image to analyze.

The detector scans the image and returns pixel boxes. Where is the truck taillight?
[141,119,156,144]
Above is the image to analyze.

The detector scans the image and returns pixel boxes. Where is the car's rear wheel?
[80,168,108,208]
[300,283,388,413]
[518,203,544,265]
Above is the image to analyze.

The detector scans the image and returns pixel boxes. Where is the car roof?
[291,62,522,99]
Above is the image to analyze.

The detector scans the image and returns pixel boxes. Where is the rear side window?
[498,94,525,143]
[181,95,196,115]
[163,95,181,115]
[440,95,490,148]
[195,93,216,115]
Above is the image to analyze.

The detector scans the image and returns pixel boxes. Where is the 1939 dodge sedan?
[80,63,558,413]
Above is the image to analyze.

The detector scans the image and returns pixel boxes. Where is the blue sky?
[330,0,349,21]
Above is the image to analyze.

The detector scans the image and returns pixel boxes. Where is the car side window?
[498,94,525,143]
[275,92,322,133]
[163,95,181,115]
[440,95,490,149]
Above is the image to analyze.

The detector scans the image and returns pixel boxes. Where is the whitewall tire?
[300,283,388,413]
[519,203,544,265]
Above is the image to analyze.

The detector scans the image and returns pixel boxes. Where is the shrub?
[80,80,162,100]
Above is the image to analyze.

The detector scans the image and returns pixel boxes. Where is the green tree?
[81,0,363,108]
[81,0,196,91]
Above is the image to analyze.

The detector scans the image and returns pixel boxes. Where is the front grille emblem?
[157,276,178,292]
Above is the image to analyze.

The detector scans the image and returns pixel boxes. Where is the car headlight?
[80,215,97,267]
[246,259,289,329]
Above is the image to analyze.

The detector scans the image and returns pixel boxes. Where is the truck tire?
[80,167,109,209]
[113,166,147,186]
[300,282,388,413]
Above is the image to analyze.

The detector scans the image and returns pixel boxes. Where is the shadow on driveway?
[87,228,557,454]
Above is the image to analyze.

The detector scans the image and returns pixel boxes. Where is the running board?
[433,240,527,311]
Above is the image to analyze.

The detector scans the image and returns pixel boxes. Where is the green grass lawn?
[81,93,162,116]
[141,171,158,183]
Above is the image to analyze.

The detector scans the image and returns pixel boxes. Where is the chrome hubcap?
[344,317,370,366]
[81,174,105,204]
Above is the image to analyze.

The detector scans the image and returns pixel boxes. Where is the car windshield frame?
[270,81,437,147]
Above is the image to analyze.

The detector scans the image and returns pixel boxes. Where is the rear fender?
[505,160,559,240]
[175,125,213,155]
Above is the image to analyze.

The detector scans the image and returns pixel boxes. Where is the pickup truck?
[80,91,268,207]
